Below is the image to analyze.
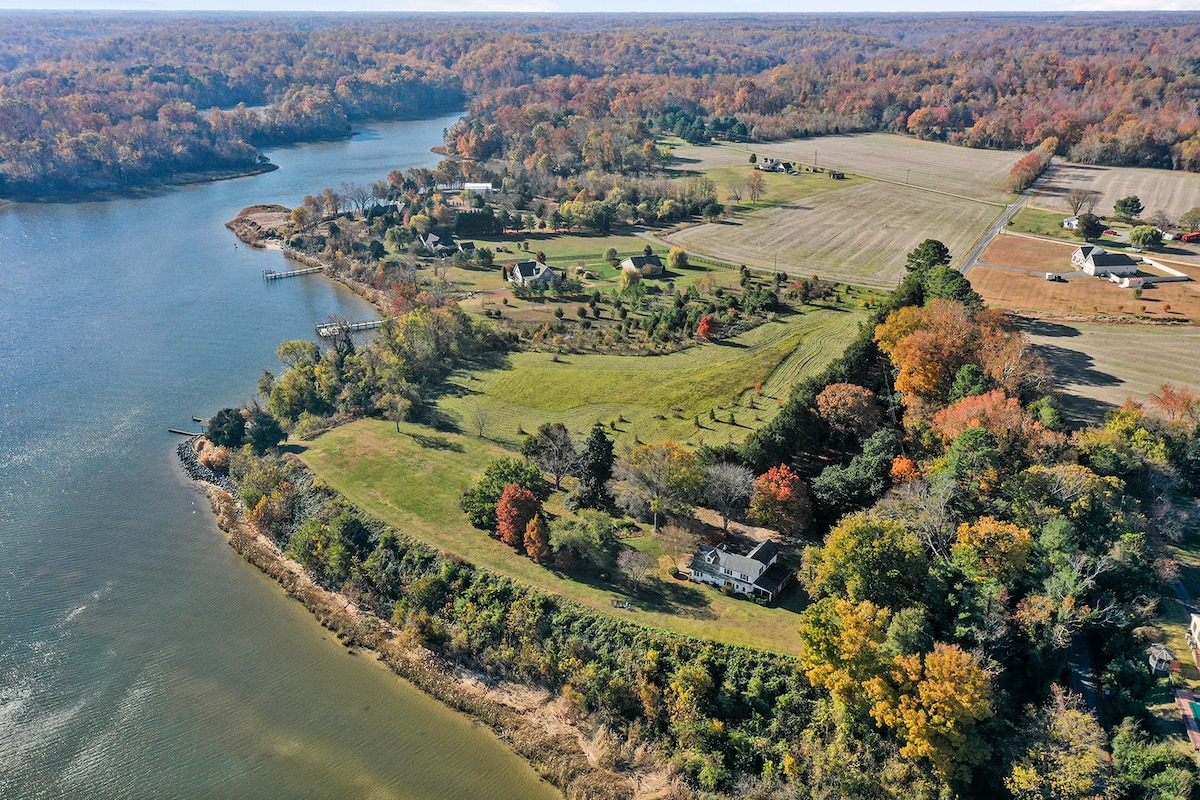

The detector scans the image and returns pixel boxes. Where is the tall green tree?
[460,457,547,529]
[574,424,615,509]
[1114,195,1144,222]
[206,407,246,448]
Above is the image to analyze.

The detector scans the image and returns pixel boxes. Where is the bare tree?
[660,524,698,569]
[617,548,653,592]
[746,172,767,203]
[1065,188,1101,216]
[726,183,743,202]
[341,182,373,216]
[522,422,579,490]
[704,463,755,530]
[466,401,492,439]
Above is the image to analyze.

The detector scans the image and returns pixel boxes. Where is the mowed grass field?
[298,419,808,653]
[1018,319,1200,423]
[1031,161,1200,224]
[675,135,1021,202]
[439,305,867,450]
[978,234,1082,273]
[664,181,1003,288]
[969,265,1200,321]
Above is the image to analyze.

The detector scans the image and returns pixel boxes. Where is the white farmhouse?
[688,541,791,602]
[1071,245,1139,277]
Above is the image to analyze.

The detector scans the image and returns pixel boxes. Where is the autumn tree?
[460,457,547,529]
[703,462,755,530]
[524,513,551,561]
[745,171,766,202]
[696,315,716,339]
[611,441,703,531]
[816,383,882,440]
[1149,383,1200,425]
[803,513,928,610]
[797,597,893,711]
[497,484,541,549]
[522,421,578,489]
[667,246,689,272]
[659,524,698,568]
[1005,686,1113,800]
[867,643,994,780]
[952,517,1034,583]
[748,463,812,535]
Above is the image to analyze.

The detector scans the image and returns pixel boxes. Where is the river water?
[0,113,560,800]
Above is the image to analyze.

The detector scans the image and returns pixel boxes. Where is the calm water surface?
[0,113,560,800]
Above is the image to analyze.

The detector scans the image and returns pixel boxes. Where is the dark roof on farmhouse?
[753,563,791,597]
[1090,252,1138,267]
[622,254,662,270]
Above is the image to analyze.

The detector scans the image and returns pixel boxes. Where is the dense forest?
[3,12,1200,198]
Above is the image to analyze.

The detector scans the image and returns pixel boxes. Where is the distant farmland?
[676,134,1022,203]
[1031,161,1200,222]
[664,181,1002,288]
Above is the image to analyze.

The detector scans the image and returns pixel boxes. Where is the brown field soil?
[979,234,1081,273]
[1018,318,1200,423]
[1032,161,1200,224]
[675,134,1021,202]
[969,264,1200,321]
[663,181,1002,288]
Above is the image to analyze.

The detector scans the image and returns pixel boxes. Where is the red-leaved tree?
[496,484,540,550]
[696,315,715,339]
[748,464,812,535]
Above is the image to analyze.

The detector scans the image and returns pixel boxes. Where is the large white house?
[508,260,560,287]
[1071,245,1139,277]
[688,541,791,602]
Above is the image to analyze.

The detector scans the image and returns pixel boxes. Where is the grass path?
[298,419,807,653]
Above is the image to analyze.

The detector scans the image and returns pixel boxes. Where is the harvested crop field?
[1031,161,1200,222]
[969,264,1200,321]
[1019,318,1200,423]
[664,181,1002,287]
[978,234,1084,274]
[730,134,1020,202]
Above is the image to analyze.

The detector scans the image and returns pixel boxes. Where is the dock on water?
[263,266,323,280]
[316,319,384,337]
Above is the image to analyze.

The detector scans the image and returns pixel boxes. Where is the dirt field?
[664,181,1003,287]
[969,264,1200,321]
[1019,318,1200,423]
[979,234,1081,274]
[675,135,1021,203]
[1031,161,1200,223]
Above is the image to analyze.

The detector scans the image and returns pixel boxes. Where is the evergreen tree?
[575,424,615,508]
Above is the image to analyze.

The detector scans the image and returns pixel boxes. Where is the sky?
[3,0,1200,11]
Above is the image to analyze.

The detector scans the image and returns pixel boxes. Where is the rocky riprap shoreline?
[176,437,238,496]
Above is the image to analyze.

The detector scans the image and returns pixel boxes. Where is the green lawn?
[440,305,866,450]
[1010,206,1075,239]
[297,419,808,653]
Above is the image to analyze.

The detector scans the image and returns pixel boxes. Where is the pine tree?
[575,424,615,508]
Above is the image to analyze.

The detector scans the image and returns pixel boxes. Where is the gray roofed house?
[619,254,664,277]
[1071,244,1139,277]
[688,540,792,602]
[508,260,560,287]
[419,232,457,258]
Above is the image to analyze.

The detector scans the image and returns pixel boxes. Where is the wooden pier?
[316,319,384,337]
[264,266,323,280]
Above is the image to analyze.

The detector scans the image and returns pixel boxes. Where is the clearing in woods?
[1030,161,1200,223]
[1018,319,1200,423]
[663,181,1002,288]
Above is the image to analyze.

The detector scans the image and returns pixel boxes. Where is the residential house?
[419,232,457,258]
[619,254,664,277]
[508,260,560,287]
[463,182,494,195]
[688,541,792,602]
[1071,245,1139,277]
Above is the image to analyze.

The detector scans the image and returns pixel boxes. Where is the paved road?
[960,163,1060,276]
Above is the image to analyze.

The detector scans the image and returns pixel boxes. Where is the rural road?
[960,163,1060,276]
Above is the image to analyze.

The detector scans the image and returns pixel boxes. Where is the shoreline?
[176,441,680,800]
[1,163,279,205]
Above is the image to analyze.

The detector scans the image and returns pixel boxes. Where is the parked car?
[1044,272,1065,282]
[1182,232,1200,243]
[1104,229,1119,236]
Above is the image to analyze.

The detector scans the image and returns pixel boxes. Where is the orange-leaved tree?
[748,463,812,535]
[496,484,540,550]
